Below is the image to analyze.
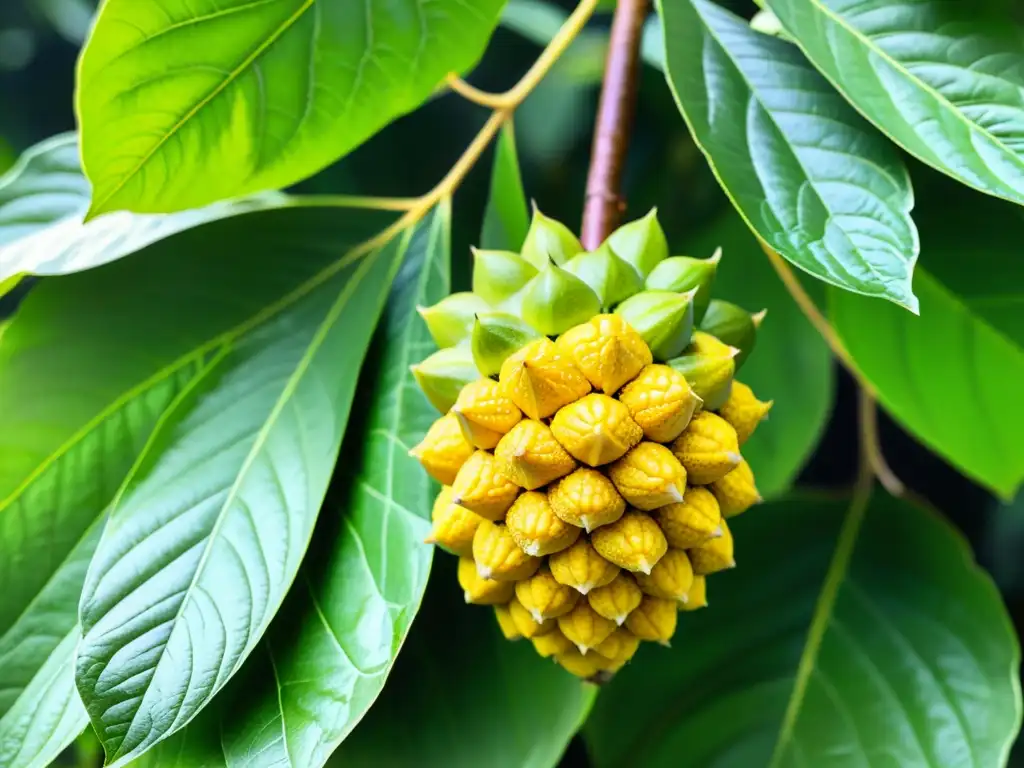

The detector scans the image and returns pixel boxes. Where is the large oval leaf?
[0,134,280,296]
[480,122,530,252]
[765,0,1024,207]
[77,0,507,216]
[660,0,920,310]
[584,492,1020,766]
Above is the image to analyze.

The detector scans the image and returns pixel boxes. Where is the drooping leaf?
[765,0,1024,206]
[660,0,920,310]
[481,122,530,252]
[130,204,451,768]
[77,0,507,216]
[685,209,833,498]
[585,492,1021,767]
[331,557,596,768]
[0,134,280,296]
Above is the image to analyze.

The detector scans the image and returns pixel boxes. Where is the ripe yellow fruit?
[607,443,687,510]
[711,459,761,517]
[688,518,735,575]
[458,557,515,605]
[549,538,620,594]
[515,567,580,622]
[670,411,741,485]
[594,628,641,671]
[494,420,577,490]
[550,393,643,467]
[532,629,574,658]
[590,510,668,574]
[472,520,542,581]
[494,604,522,640]
[428,486,483,557]
[634,548,694,601]
[410,412,474,485]
[626,596,678,643]
[547,468,626,533]
[679,574,708,611]
[617,364,701,443]
[451,450,520,521]
[508,597,557,638]
[554,314,652,394]
[555,647,614,678]
[506,491,581,556]
[718,380,772,444]
[452,378,522,448]
[655,487,722,549]
[557,601,617,654]
[499,337,591,420]
[587,573,643,626]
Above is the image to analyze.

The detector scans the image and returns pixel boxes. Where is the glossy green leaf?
[481,122,530,252]
[765,0,1024,207]
[0,134,278,296]
[660,0,920,310]
[331,557,596,768]
[685,210,833,498]
[77,0,507,216]
[585,492,1021,767]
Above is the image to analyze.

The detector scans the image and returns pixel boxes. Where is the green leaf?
[331,556,596,768]
[831,270,1024,499]
[481,122,530,252]
[684,210,833,498]
[77,0,507,216]
[765,0,1024,207]
[659,0,920,310]
[585,492,1021,766]
[0,134,279,297]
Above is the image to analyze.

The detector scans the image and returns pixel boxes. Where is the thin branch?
[859,390,909,499]
[580,0,650,249]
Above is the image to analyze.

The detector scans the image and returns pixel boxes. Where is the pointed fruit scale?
[550,394,643,467]
[452,378,522,449]
[614,289,697,362]
[532,629,574,658]
[547,468,626,532]
[494,604,523,641]
[472,248,538,306]
[471,312,541,378]
[410,413,475,485]
[555,647,615,678]
[591,509,668,574]
[625,595,678,643]
[506,491,581,556]
[564,242,644,309]
[458,557,515,605]
[607,442,688,511]
[667,331,738,410]
[450,450,520,521]
[521,262,602,336]
[494,419,577,490]
[634,549,694,601]
[549,538,621,595]
[430,486,484,557]
[670,411,742,485]
[499,337,591,420]
[418,292,491,348]
[606,208,669,280]
[644,249,720,323]
[594,628,641,671]
[515,567,580,621]
[411,346,481,413]
[587,573,643,626]
[557,600,617,654]
[699,299,759,369]
[521,205,584,268]
[617,364,702,443]
[508,597,557,638]
[718,381,773,445]
[655,487,722,549]
[472,520,542,582]
[711,459,761,518]
[555,314,652,394]
[679,574,708,611]
[688,518,735,575]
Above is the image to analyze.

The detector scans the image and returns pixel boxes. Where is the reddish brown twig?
[580,0,650,249]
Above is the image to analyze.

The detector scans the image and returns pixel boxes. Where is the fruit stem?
[580,0,650,250]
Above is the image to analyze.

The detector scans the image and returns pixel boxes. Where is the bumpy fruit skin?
[635,548,694,601]
[494,604,522,640]
[617,364,701,443]
[591,510,668,574]
[506,492,581,556]
[547,469,626,533]
[711,459,761,517]
[550,394,643,467]
[719,381,772,444]
[495,420,577,490]
[473,521,542,581]
[451,451,520,521]
[532,629,574,658]
[452,378,522,449]
[594,628,641,671]
[549,538,620,594]
[508,597,556,638]
[588,573,643,625]
[555,647,614,677]
[411,346,481,413]
[680,574,708,611]
[429,486,483,556]
[555,315,652,394]
[516,567,580,621]
[410,413,474,486]
[459,558,515,605]
[500,338,591,420]
[670,411,742,485]
[557,601,617,654]
[689,519,735,575]
[626,596,678,643]
[608,443,687,510]
[472,312,541,378]
[655,487,722,549]
[668,331,738,411]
